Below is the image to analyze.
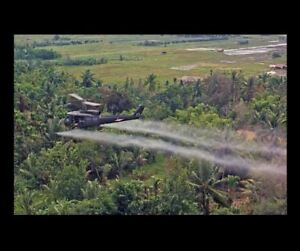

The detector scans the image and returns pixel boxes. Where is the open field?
[15,34,287,84]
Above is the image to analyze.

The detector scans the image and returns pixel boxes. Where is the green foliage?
[102,88,132,114]
[15,46,61,60]
[70,196,117,215]
[81,69,95,88]
[243,76,256,102]
[112,180,144,214]
[173,103,232,128]
[112,169,198,215]
[31,38,99,47]
[272,52,281,58]
[187,161,231,214]
[211,207,241,215]
[14,188,37,215]
[137,36,228,46]
[145,73,157,92]
[14,64,73,166]
[203,73,235,113]
[17,141,89,191]
[266,76,287,94]
[154,82,195,112]
[14,35,286,215]
[226,175,241,189]
[253,198,287,215]
[152,159,199,215]
[143,101,172,120]
[250,94,286,129]
[44,200,78,215]
[57,57,107,66]
[51,161,87,200]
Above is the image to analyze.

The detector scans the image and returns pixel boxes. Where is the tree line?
[15,46,61,60]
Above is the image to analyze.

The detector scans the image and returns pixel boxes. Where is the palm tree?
[258,72,270,84]
[217,175,240,201]
[18,188,36,215]
[231,70,238,103]
[81,69,95,88]
[187,162,231,215]
[194,79,202,98]
[215,175,260,206]
[145,73,157,92]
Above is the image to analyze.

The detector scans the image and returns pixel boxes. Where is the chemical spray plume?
[103,120,286,156]
[56,129,286,175]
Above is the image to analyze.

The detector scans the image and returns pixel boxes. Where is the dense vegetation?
[31,35,100,47]
[56,57,108,66]
[14,46,108,66]
[14,35,287,215]
[14,46,61,60]
[137,35,229,46]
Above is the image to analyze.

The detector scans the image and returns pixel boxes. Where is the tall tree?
[194,79,202,98]
[187,162,231,215]
[81,69,95,88]
[231,70,237,103]
[245,77,255,102]
[145,73,157,92]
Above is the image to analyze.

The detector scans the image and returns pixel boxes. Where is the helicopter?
[63,93,144,129]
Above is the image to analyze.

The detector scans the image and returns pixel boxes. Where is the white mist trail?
[102,120,286,156]
[57,129,286,175]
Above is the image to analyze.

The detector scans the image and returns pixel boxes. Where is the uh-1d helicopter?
[63,93,144,129]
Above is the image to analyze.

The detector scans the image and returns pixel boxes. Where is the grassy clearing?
[15,34,286,84]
